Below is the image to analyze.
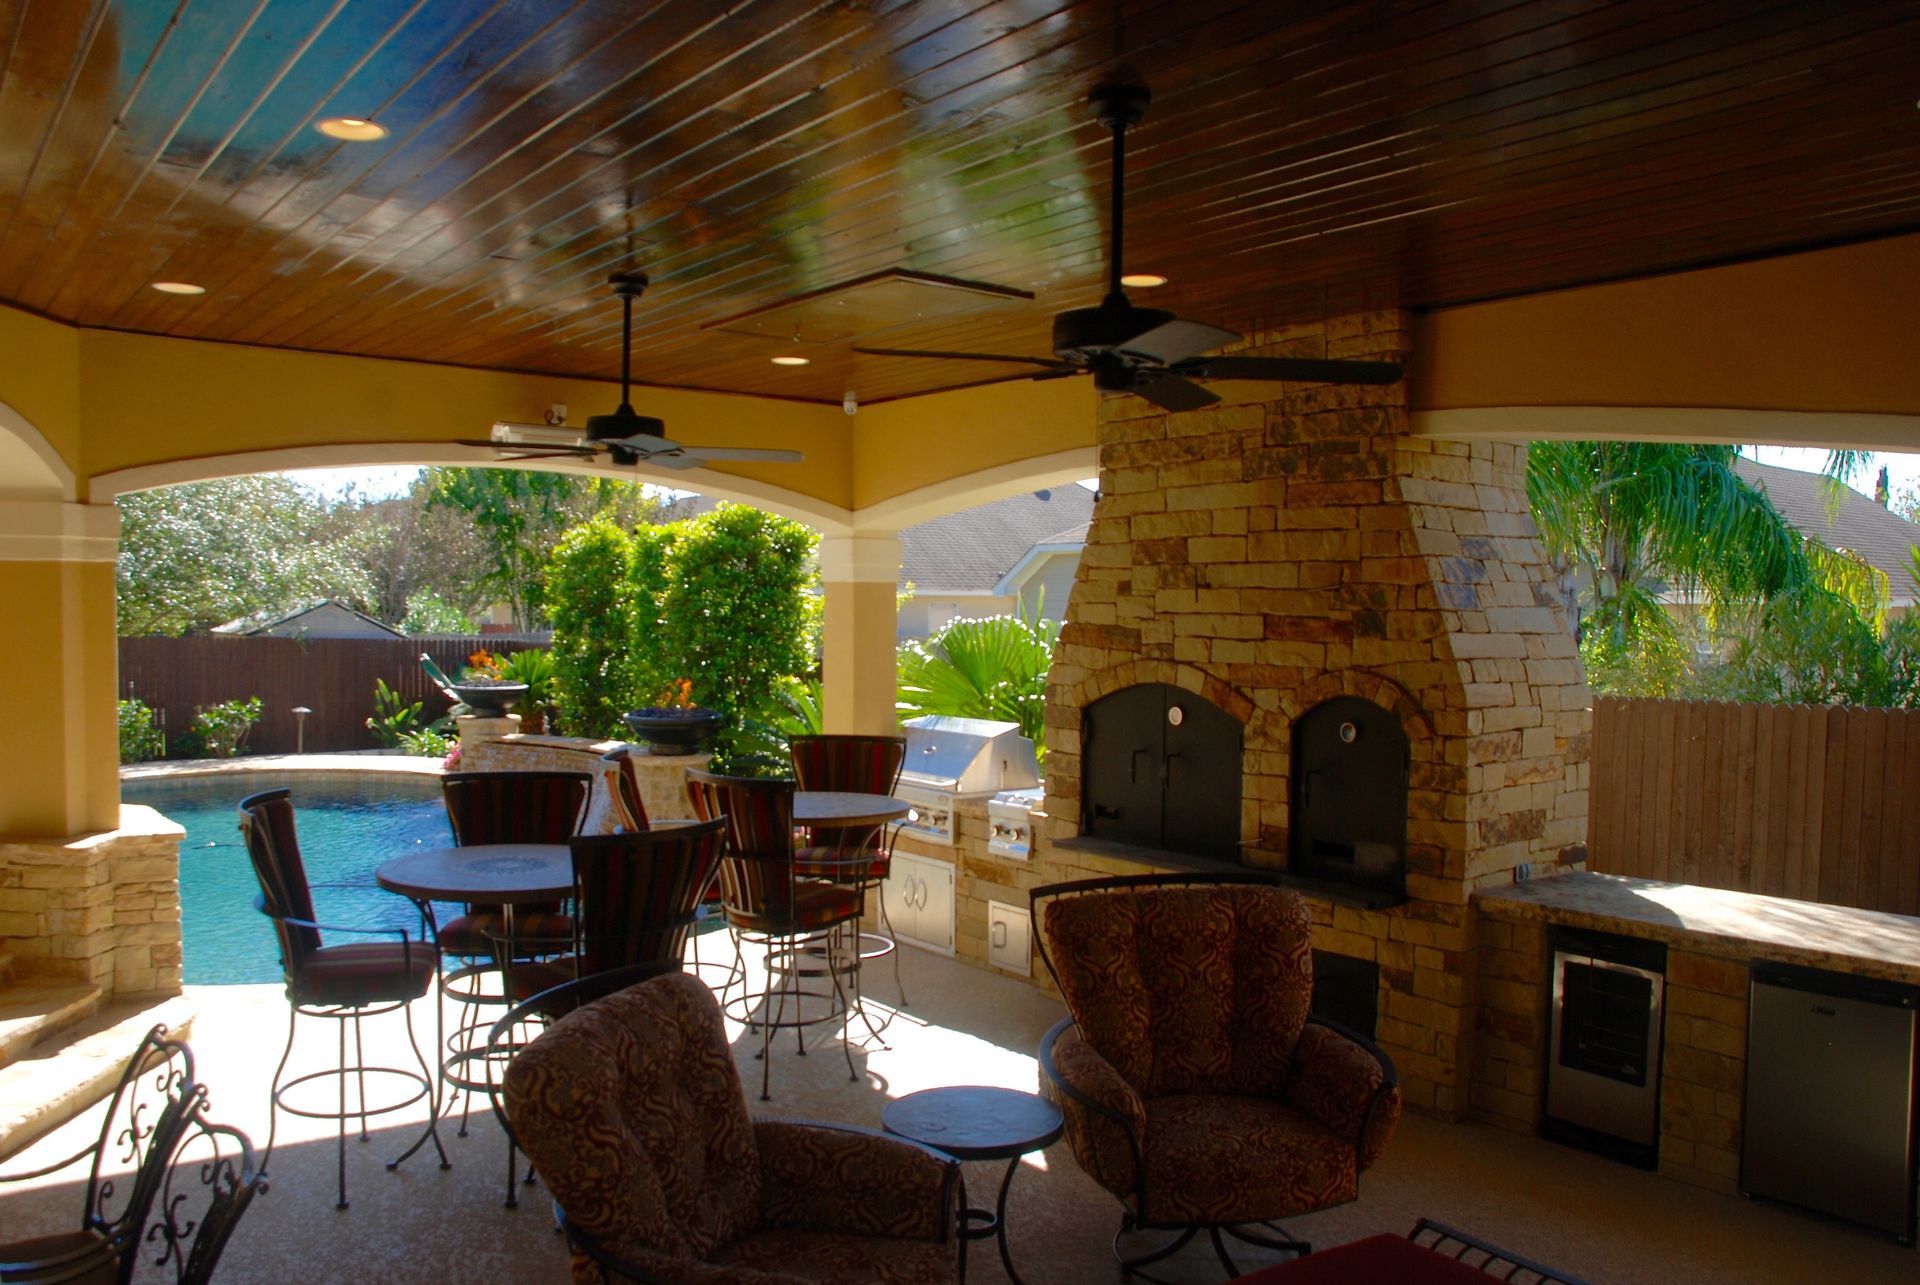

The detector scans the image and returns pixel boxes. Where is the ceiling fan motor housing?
[585,407,667,442]
[1052,301,1176,363]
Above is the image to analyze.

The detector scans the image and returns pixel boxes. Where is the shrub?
[118,698,166,763]
[366,677,423,747]
[396,726,455,757]
[660,504,817,742]
[493,648,557,716]
[192,697,262,759]
[545,517,639,738]
[627,522,681,710]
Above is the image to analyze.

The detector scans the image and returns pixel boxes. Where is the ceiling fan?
[462,270,803,472]
[854,84,1403,412]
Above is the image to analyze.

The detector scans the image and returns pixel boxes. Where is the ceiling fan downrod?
[1090,84,1150,306]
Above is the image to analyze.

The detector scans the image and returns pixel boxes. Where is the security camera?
[843,391,858,416]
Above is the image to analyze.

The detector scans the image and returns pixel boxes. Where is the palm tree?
[896,606,1061,756]
[1524,442,1883,671]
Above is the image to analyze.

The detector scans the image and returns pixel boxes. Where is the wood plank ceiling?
[1,0,1918,406]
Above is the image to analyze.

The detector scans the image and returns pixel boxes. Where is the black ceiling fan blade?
[1133,372,1220,412]
[1189,356,1404,384]
[1028,366,1087,382]
[854,346,1072,370]
[1118,316,1241,365]
[454,438,597,460]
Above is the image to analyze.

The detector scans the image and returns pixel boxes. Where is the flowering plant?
[461,649,503,681]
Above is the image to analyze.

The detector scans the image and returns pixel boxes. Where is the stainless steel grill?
[895,716,1040,846]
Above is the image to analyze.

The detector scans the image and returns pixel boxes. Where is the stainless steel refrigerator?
[1743,963,1919,1244]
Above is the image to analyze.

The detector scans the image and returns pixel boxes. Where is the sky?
[279,451,1920,508]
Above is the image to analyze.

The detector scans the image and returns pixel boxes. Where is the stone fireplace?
[1040,309,1591,1116]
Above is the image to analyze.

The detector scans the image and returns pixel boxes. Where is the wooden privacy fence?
[119,635,548,756]
[1588,696,1920,918]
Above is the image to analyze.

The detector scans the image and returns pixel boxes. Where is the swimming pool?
[123,771,454,986]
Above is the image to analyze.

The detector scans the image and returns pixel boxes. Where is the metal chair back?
[236,789,321,974]
[568,819,725,977]
[686,770,804,925]
[598,746,653,833]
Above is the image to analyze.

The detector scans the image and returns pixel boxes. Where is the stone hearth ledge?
[1475,871,1920,986]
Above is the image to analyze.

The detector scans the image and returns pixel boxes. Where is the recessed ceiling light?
[1120,272,1169,288]
[317,117,388,141]
[149,281,205,295]
[770,355,810,366]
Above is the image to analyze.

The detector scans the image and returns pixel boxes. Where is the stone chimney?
[1040,309,1591,1116]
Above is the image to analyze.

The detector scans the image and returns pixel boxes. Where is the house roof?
[1735,457,1920,604]
[994,522,1093,596]
[900,488,1095,593]
[212,599,405,638]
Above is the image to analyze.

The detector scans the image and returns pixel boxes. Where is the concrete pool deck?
[120,751,448,782]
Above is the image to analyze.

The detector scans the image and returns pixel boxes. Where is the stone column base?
[0,805,184,999]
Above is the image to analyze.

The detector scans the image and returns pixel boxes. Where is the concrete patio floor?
[2,940,1912,1283]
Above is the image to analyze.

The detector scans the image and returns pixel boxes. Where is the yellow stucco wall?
[73,326,857,510]
[853,376,1097,510]
[1413,231,1920,422]
[0,558,118,835]
[0,306,82,481]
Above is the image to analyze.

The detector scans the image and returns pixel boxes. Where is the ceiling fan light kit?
[852,81,1402,410]
[465,269,801,471]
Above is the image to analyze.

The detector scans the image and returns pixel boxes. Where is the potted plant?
[493,648,556,733]
[623,678,724,756]
[449,648,529,715]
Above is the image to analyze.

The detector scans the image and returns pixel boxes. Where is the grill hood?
[899,716,1040,795]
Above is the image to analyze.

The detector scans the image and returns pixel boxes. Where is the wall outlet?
[1514,861,1533,882]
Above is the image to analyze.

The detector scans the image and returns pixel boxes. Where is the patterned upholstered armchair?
[505,972,968,1284]
[1031,874,1401,1278]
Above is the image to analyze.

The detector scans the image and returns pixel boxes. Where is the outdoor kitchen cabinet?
[880,851,956,955]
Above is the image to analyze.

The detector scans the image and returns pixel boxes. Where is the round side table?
[881,1084,1064,1285]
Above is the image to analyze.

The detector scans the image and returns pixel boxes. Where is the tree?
[423,468,659,629]
[398,591,472,635]
[1528,442,1891,704]
[322,482,490,625]
[897,606,1060,757]
[116,476,373,635]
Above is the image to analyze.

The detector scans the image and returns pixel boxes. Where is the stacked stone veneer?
[1474,917,1750,1192]
[1038,309,1592,1116]
[0,806,185,998]
[455,718,702,829]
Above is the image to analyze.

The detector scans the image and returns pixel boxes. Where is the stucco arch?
[0,399,76,501]
[848,447,1098,532]
[87,440,859,535]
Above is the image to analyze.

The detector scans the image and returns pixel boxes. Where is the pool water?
[123,772,455,986]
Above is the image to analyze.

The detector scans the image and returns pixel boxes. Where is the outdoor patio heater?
[893,716,1040,846]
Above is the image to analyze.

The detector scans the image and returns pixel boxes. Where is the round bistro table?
[375,843,574,1094]
[791,791,912,1026]
[881,1085,1064,1285]
[792,790,911,829]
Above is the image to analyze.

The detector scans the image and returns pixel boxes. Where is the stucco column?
[819,535,902,735]
[0,501,121,836]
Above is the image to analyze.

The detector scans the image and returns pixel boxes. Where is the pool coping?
[120,753,446,782]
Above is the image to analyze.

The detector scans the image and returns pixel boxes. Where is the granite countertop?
[1476,871,1920,986]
